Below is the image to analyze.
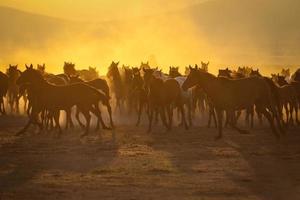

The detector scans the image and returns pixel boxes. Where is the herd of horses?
[1,61,300,140]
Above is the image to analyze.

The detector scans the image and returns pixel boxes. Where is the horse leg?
[75,108,85,129]
[215,109,223,140]
[147,107,154,133]
[284,103,289,127]
[106,103,114,128]
[187,101,193,127]
[250,107,254,129]
[80,108,91,137]
[136,100,144,127]
[15,96,19,114]
[53,110,62,136]
[16,108,41,135]
[228,110,250,134]
[289,103,294,126]
[179,105,188,130]
[166,105,172,129]
[295,102,300,125]
[256,106,280,139]
[154,110,159,125]
[159,106,169,131]
[92,104,110,130]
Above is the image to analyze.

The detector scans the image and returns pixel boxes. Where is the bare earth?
[1,116,300,200]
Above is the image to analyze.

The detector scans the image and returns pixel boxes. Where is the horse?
[143,68,188,132]
[63,62,77,77]
[68,75,113,128]
[218,68,233,78]
[292,68,300,82]
[107,61,125,113]
[201,61,209,72]
[183,66,283,140]
[17,66,111,137]
[6,65,22,113]
[130,68,148,126]
[77,67,99,81]
[272,74,299,126]
[122,65,134,113]
[169,67,182,78]
[0,72,9,115]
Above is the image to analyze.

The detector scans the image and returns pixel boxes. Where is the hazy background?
[0,0,300,75]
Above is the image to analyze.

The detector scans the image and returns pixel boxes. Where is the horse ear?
[207,61,210,65]
[195,64,198,69]
[30,64,33,69]
[155,67,158,70]
[189,66,192,70]
[25,64,29,69]
[147,62,149,65]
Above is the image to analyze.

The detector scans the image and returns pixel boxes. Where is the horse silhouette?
[0,71,9,115]
[183,66,283,140]
[107,61,124,113]
[17,66,111,137]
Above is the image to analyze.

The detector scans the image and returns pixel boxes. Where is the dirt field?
[1,115,300,200]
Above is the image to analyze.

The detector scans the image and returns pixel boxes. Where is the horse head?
[17,67,44,86]
[169,66,181,78]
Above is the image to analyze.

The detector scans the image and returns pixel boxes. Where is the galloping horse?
[17,66,111,136]
[69,75,114,128]
[0,71,9,115]
[183,66,283,139]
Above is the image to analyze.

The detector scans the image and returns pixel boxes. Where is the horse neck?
[196,72,218,94]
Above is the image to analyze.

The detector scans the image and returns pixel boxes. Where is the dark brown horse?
[69,75,114,128]
[143,68,188,132]
[183,67,283,139]
[0,71,9,115]
[272,74,299,126]
[132,67,148,126]
[17,66,111,136]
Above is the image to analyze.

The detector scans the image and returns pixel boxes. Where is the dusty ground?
[1,115,300,200]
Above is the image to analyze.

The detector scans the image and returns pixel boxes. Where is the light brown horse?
[183,66,283,140]
[17,66,111,136]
